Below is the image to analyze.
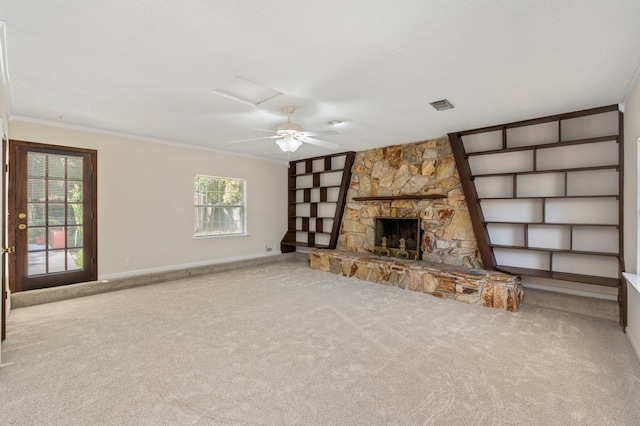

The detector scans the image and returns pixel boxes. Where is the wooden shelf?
[482,221,619,228]
[294,216,335,219]
[465,134,619,158]
[294,231,332,235]
[291,185,342,189]
[470,164,619,179]
[494,265,621,288]
[292,170,345,177]
[353,195,446,202]
[289,201,339,205]
[489,244,620,257]
[281,241,330,249]
[479,194,619,201]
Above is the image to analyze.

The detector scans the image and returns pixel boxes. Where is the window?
[194,175,246,237]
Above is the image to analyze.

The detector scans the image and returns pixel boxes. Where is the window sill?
[194,233,250,240]
[622,273,640,294]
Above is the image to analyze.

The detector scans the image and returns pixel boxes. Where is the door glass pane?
[48,227,66,249]
[48,155,66,179]
[67,182,82,202]
[67,226,83,248]
[28,227,46,251]
[28,153,46,178]
[48,204,65,226]
[48,180,65,202]
[68,249,83,270]
[29,252,46,275]
[48,250,66,273]
[28,179,45,202]
[67,158,82,180]
[67,204,82,225]
[28,203,45,226]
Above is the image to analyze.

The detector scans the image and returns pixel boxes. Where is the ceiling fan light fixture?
[276,137,303,153]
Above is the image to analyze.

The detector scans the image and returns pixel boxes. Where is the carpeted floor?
[1,258,639,425]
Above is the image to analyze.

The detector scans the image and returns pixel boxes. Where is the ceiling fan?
[228,105,340,153]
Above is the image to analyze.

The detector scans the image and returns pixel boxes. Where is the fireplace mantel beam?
[352,195,445,202]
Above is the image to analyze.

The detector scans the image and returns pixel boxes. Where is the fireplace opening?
[374,218,421,260]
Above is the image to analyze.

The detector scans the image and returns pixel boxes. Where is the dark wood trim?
[470,164,619,179]
[352,194,445,202]
[448,132,496,269]
[329,151,356,248]
[465,135,618,157]
[1,136,6,341]
[455,104,619,136]
[479,195,618,201]
[618,110,626,329]
[483,220,619,228]
[495,265,621,288]
[489,244,620,257]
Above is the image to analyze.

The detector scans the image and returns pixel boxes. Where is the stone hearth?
[310,249,523,312]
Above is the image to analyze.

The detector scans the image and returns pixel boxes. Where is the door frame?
[8,140,98,292]
[2,136,6,341]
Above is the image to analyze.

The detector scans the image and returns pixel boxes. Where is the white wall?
[9,120,288,279]
[624,73,640,359]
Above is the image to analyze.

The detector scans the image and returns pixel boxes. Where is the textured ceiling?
[2,0,640,161]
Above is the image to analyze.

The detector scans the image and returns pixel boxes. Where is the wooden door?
[9,140,97,292]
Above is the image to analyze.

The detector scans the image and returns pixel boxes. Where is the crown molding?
[9,115,287,165]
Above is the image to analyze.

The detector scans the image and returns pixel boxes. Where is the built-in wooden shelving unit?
[281,152,356,252]
[448,104,626,327]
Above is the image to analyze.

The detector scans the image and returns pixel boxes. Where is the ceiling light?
[430,99,454,111]
[213,76,281,107]
[328,120,342,126]
[276,136,303,153]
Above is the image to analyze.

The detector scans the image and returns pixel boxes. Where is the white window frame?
[194,175,247,238]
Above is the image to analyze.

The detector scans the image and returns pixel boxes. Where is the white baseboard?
[99,251,283,281]
[628,328,640,364]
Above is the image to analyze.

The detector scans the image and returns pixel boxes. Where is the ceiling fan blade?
[301,137,339,150]
[303,130,339,137]
[228,135,280,144]
[252,127,278,133]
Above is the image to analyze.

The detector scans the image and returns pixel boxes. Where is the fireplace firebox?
[374,218,421,260]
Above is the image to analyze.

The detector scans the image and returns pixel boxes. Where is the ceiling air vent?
[429,99,454,111]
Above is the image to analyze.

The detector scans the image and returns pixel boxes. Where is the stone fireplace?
[309,137,523,312]
[337,138,482,269]
[309,138,523,312]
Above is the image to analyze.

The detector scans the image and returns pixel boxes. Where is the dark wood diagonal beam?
[448,132,496,269]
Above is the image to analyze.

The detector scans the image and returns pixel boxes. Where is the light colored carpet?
[1,258,639,425]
